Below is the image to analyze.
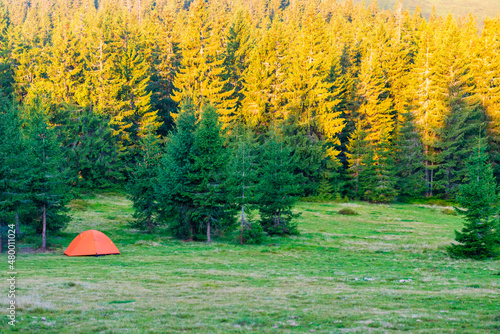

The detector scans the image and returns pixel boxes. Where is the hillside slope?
[351,0,500,25]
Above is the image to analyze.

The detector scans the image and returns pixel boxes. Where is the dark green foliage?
[226,125,261,244]
[58,107,123,189]
[435,105,484,198]
[189,104,235,242]
[338,208,359,215]
[241,221,265,245]
[0,104,29,234]
[128,127,162,233]
[346,123,369,199]
[281,119,327,197]
[256,130,302,236]
[22,101,72,249]
[363,133,398,203]
[156,100,198,240]
[316,178,335,200]
[448,141,500,259]
[394,112,425,199]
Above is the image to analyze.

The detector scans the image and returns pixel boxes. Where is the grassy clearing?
[1,194,499,333]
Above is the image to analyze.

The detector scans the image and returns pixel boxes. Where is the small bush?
[241,222,266,245]
[441,208,457,216]
[338,208,359,215]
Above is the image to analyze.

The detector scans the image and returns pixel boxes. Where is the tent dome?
[64,230,120,256]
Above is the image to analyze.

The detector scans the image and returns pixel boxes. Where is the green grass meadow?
[1,193,499,333]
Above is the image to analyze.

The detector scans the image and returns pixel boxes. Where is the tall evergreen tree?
[189,104,234,243]
[128,126,162,233]
[257,129,302,236]
[394,111,425,198]
[449,140,500,259]
[59,106,123,189]
[156,100,198,240]
[226,125,260,244]
[171,0,236,127]
[22,101,71,251]
[363,129,398,203]
[346,121,368,198]
[224,10,253,114]
[411,17,447,197]
[0,104,29,236]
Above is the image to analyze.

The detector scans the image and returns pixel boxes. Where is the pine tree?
[356,46,395,147]
[156,99,198,240]
[317,177,335,201]
[284,3,344,153]
[280,117,327,197]
[448,140,500,259]
[0,104,29,236]
[128,126,162,233]
[435,105,484,198]
[22,101,71,251]
[433,16,483,198]
[189,104,233,243]
[240,20,288,129]
[171,0,236,128]
[411,16,447,197]
[224,9,253,113]
[226,125,261,244]
[394,111,425,199]
[346,121,368,198]
[364,130,398,203]
[56,105,123,189]
[256,129,302,236]
[111,37,162,172]
[470,18,500,180]
[0,1,14,101]
[141,6,180,137]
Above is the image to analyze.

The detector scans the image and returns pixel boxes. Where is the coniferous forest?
[0,0,500,252]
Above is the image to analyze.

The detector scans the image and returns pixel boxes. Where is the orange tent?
[64,230,120,256]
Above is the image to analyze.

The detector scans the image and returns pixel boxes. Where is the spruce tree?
[226,125,261,244]
[280,118,328,197]
[449,140,500,259]
[346,121,368,199]
[364,130,398,203]
[224,10,253,113]
[256,130,302,236]
[156,100,198,240]
[59,106,123,189]
[189,104,234,243]
[284,3,344,154]
[0,105,29,236]
[22,101,71,251]
[172,0,236,128]
[128,126,162,233]
[240,20,288,129]
[394,111,425,199]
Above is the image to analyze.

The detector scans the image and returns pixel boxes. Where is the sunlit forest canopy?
[1,0,500,202]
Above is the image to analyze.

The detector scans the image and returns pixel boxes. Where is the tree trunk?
[240,205,245,245]
[15,211,20,236]
[42,205,47,251]
[430,164,434,197]
[207,220,211,244]
[147,215,152,233]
